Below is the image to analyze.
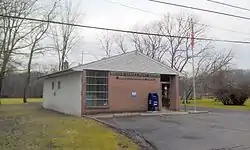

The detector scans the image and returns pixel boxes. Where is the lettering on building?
[110,71,160,81]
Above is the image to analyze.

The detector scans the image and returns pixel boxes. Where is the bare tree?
[99,31,114,57]
[198,51,233,92]
[0,0,40,102]
[99,32,129,56]
[183,50,233,100]
[51,0,82,71]
[114,34,128,53]
[131,21,167,61]
[162,15,213,72]
[131,14,213,72]
[23,1,58,103]
[130,13,233,100]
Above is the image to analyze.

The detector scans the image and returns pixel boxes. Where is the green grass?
[0,103,138,150]
[183,99,250,111]
[0,98,43,104]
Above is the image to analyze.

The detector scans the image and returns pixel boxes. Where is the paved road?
[101,110,250,150]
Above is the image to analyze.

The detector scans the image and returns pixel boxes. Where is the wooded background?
[0,0,249,101]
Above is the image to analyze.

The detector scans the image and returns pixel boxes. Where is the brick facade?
[108,75,161,112]
[82,71,180,114]
[170,75,180,111]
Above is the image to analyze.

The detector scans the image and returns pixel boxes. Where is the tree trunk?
[23,79,29,103]
[23,49,34,103]
[61,52,66,70]
[0,77,3,105]
[0,56,9,104]
[0,76,4,98]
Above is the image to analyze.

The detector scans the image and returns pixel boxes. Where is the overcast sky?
[38,0,250,70]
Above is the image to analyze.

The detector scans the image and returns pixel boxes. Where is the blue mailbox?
[148,93,159,111]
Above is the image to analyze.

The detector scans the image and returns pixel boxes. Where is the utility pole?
[191,19,197,112]
[184,91,187,112]
[81,51,84,64]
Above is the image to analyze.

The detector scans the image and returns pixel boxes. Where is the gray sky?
[37,0,250,69]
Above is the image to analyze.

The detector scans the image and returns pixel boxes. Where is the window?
[86,70,108,107]
[52,81,54,90]
[57,81,61,89]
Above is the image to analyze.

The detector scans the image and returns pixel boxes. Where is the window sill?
[85,106,109,109]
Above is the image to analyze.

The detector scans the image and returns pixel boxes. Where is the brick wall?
[82,71,180,114]
[170,75,180,111]
[108,75,161,112]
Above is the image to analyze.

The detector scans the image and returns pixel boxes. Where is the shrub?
[215,86,248,106]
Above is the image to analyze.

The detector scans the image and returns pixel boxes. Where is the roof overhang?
[40,51,185,79]
[38,69,77,79]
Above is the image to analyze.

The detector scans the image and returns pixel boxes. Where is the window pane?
[86,92,95,99]
[86,100,93,106]
[86,92,108,99]
[86,77,95,84]
[86,85,96,91]
[86,70,95,76]
[96,85,108,91]
[95,71,104,77]
[95,100,108,106]
[87,77,107,85]
[86,70,108,77]
[86,100,108,106]
[96,78,107,84]
[87,85,108,91]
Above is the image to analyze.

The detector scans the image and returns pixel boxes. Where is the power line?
[104,0,160,15]
[1,14,250,44]
[148,0,250,21]
[103,0,250,36]
[207,0,250,12]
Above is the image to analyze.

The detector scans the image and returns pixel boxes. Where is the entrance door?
[161,83,170,109]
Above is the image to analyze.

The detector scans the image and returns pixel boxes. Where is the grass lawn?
[183,99,250,111]
[0,98,43,104]
[0,103,138,150]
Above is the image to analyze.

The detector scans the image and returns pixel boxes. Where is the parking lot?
[101,109,250,150]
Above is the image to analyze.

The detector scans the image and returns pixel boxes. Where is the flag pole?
[81,51,84,64]
[191,19,196,112]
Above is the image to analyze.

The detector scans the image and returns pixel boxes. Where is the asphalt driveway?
[101,110,250,150]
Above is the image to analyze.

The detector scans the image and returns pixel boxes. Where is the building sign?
[131,92,136,98]
[110,71,160,81]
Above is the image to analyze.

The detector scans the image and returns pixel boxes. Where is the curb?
[86,112,191,119]
[84,116,157,150]
[188,111,210,114]
[85,111,209,119]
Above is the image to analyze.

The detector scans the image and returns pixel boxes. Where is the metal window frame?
[85,70,109,107]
